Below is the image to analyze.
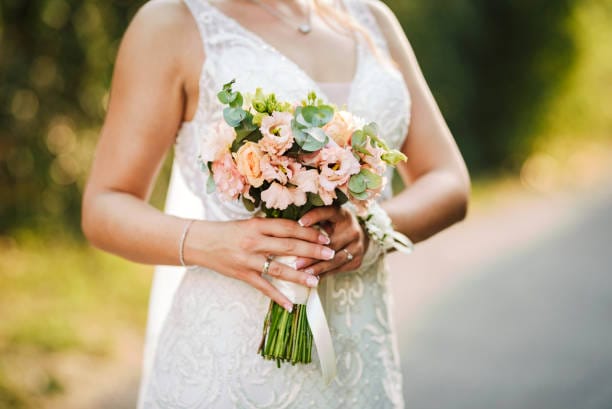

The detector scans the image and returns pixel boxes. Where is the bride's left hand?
[294,206,369,277]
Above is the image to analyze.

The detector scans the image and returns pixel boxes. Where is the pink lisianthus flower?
[290,166,319,195]
[199,119,236,163]
[261,182,307,210]
[260,154,297,185]
[359,137,387,176]
[259,111,294,155]
[211,152,247,201]
[318,143,361,194]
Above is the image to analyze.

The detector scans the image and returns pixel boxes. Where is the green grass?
[0,235,151,408]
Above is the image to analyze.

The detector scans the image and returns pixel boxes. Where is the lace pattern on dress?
[140,0,410,407]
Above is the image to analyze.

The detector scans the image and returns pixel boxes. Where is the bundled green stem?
[258,301,313,367]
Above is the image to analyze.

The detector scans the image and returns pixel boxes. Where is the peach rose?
[200,119,236,163]
[323,111,363,147]
[212,152,246,201]
[234,142,264,188]
[259,111,294,155]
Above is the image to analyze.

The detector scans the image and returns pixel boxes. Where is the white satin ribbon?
[271,255,337,385]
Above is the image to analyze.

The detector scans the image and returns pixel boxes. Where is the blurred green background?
[0,0,611,407]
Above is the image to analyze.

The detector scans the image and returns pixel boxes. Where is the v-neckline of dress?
[203,0,362,105]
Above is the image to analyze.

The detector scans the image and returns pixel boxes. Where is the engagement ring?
[343,249,354,262]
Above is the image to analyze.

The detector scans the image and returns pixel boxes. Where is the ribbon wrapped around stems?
[268,255,337,385]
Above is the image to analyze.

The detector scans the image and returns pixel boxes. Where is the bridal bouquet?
[198,79,406,375]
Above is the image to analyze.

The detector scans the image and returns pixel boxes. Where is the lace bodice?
[174,0,411,221]
[140,1,412,408]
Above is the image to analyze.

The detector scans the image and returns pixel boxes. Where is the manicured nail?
[298,219,305,227]
[306,276,319,288]
[318,234,331,245]
[304,268,315,275]
[295,258,307,269]
[284,303,294,313]
[322,248,335,260]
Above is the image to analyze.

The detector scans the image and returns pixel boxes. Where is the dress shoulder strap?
[341,0,391,55]
[182,0,251,59]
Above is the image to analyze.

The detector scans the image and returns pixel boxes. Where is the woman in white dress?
[81,0,470,407]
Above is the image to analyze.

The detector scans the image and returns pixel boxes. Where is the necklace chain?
[248,0,313,34]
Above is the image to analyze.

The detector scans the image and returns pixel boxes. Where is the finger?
[298,206,342,227]
[303,246,356,276]
[294,257,318,270]
[246,273,294,312]
[260,218,330,245]
[321,245,363,277]
[260,237,335,261]
[258,259,320,288]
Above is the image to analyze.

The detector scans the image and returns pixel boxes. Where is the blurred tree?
[0,0,146,236]
[384,0,578,172]
[0,0,594,237]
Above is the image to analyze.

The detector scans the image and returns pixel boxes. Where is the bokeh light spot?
[11,90,39,121]
[41,0,71,30]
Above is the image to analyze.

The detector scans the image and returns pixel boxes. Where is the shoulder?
[360,0,405,43]
[116,0,200,76]
[359,0,416,72]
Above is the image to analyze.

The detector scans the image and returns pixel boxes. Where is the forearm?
[381,169,469,243]
[81,190,195,266]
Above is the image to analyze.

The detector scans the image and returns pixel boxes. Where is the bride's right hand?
[183,218,335,311]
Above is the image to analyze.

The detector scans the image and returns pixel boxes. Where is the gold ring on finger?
[262,255,274,275]
[343,248,354,262]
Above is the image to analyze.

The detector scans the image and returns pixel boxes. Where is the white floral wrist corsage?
[346,202,414,269]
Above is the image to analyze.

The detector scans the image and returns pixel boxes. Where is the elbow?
[453,168,471,223]
[81,194,104,250]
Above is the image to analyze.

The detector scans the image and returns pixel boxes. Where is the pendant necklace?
[249,0,313,34]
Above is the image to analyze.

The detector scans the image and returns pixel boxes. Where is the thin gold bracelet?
[178,219,196,267]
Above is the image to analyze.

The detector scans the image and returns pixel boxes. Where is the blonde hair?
[311,0,394,68]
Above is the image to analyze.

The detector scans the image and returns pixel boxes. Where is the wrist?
[181,219,214,267]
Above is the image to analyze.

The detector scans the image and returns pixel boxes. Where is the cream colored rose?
[323,111,363,147]
[234,142,265,188]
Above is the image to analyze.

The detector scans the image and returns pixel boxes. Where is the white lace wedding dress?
[139,0,411,407]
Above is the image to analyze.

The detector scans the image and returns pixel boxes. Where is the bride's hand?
[183,218,335,311]
[294,206,369,277]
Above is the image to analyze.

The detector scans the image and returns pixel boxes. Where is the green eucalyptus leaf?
[334,188,349,206]
[223,107,247,127]
[348,173,367,193]
[291,119,309,146]
[307,192,325,207]
[242,196,256,212]
[299,127,328,151]
[361,168,382,189]
[222,79,236,91]
[350,189,369,200]
[351,130,371,155]
[294,106,311,128]
[229,92,243,108]
[217,90,230,104]
[381,150,408,165]
[363,122,379,137]
[301,105,334,127]
[207,175,216,194]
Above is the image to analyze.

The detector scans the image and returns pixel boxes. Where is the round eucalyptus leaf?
[348,173,367,193]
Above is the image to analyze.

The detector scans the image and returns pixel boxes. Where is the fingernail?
[295,259,307,269]
[306,276,319,288]
[318,234,331,245]
[284,303,294,313]
[304,268,315,275]
[298,219,305,227]
[322,247,335,260]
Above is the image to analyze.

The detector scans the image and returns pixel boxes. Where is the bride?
[82,0,469,407]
